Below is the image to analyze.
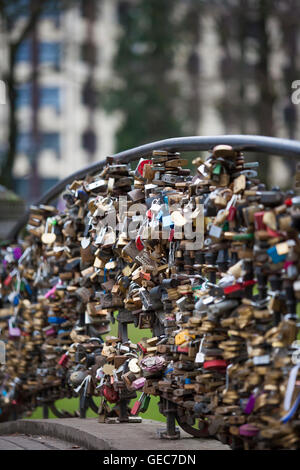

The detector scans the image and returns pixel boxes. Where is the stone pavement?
[0,418,230,450]
[0,433,85,450]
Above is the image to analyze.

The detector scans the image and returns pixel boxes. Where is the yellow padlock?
[175,329,195,346]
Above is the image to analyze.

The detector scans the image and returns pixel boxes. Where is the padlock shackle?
[8,134,300,241]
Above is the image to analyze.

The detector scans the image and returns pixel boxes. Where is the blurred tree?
[274,0,300,176]
[0,0,77,190]
[0,0,44,189]
[178,0,202,135]
[105,0,184,152]
[214,0,276,181]
[213,0,300,182]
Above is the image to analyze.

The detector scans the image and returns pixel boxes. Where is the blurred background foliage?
[0,0,300,201]
[106,0,300,182]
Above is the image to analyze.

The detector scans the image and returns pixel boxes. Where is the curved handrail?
[112,134,300,162]
[8,135,300,241]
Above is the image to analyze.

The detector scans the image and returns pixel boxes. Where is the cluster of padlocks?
[1,144,300,449]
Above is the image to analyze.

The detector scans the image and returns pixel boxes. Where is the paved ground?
[0,418,230,450]
[0,433,84,450]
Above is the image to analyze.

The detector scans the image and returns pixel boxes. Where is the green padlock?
[140,394,151,413]
[212,162,222,175]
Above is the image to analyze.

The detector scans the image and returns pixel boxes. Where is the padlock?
[102,384,119,403]
[58,351,69,367]
[8,318,21,338]
[41,217,57,244]
[131,392,147,416]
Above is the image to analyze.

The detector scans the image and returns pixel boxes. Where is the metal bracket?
[105,416,142,424]
[157,399,180,440]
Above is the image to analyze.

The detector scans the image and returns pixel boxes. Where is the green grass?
[27,394,165,422]
[27,289,300,421]
[27,320,165,422]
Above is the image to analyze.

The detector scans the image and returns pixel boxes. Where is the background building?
[0,0,300,203]
[0,0,120,202]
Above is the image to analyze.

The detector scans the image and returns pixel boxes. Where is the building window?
[82,129,97,155]
[80,0,97,18]
[41,132,60,156]
[16,40,31,62]
[39,42,61,68]
[16,132,31,154]
[40,0,61,27]
[40,87,60,112]
[8,0,60,24]
[13,177,59,202]
[82,80,99,108]
[15,40,61,68]
[17,132,60,157]
[6,0,30,21]
[16,84,32,108]
[117,1,131,24]
[16,85,60,112]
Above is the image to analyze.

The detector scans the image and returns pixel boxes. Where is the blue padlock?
[267,246,286,264]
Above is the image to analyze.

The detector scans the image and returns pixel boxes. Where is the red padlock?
[58,352,69,367]
[146,209,153,220]
[141,271,151,281]
[254,211,266,231]
[284,198,293,207]
[203,360,228,371]
[137,342,147,354]
[102,385,119,403]
[227,206,236,222]
[131,393,146,416]
[135,235,144,251]
[177,346,189,353]
[266,227,281,237]
[224,279,255,295]
[4,274,12,287]
[168,228,174,242]
[137,159,152,177]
